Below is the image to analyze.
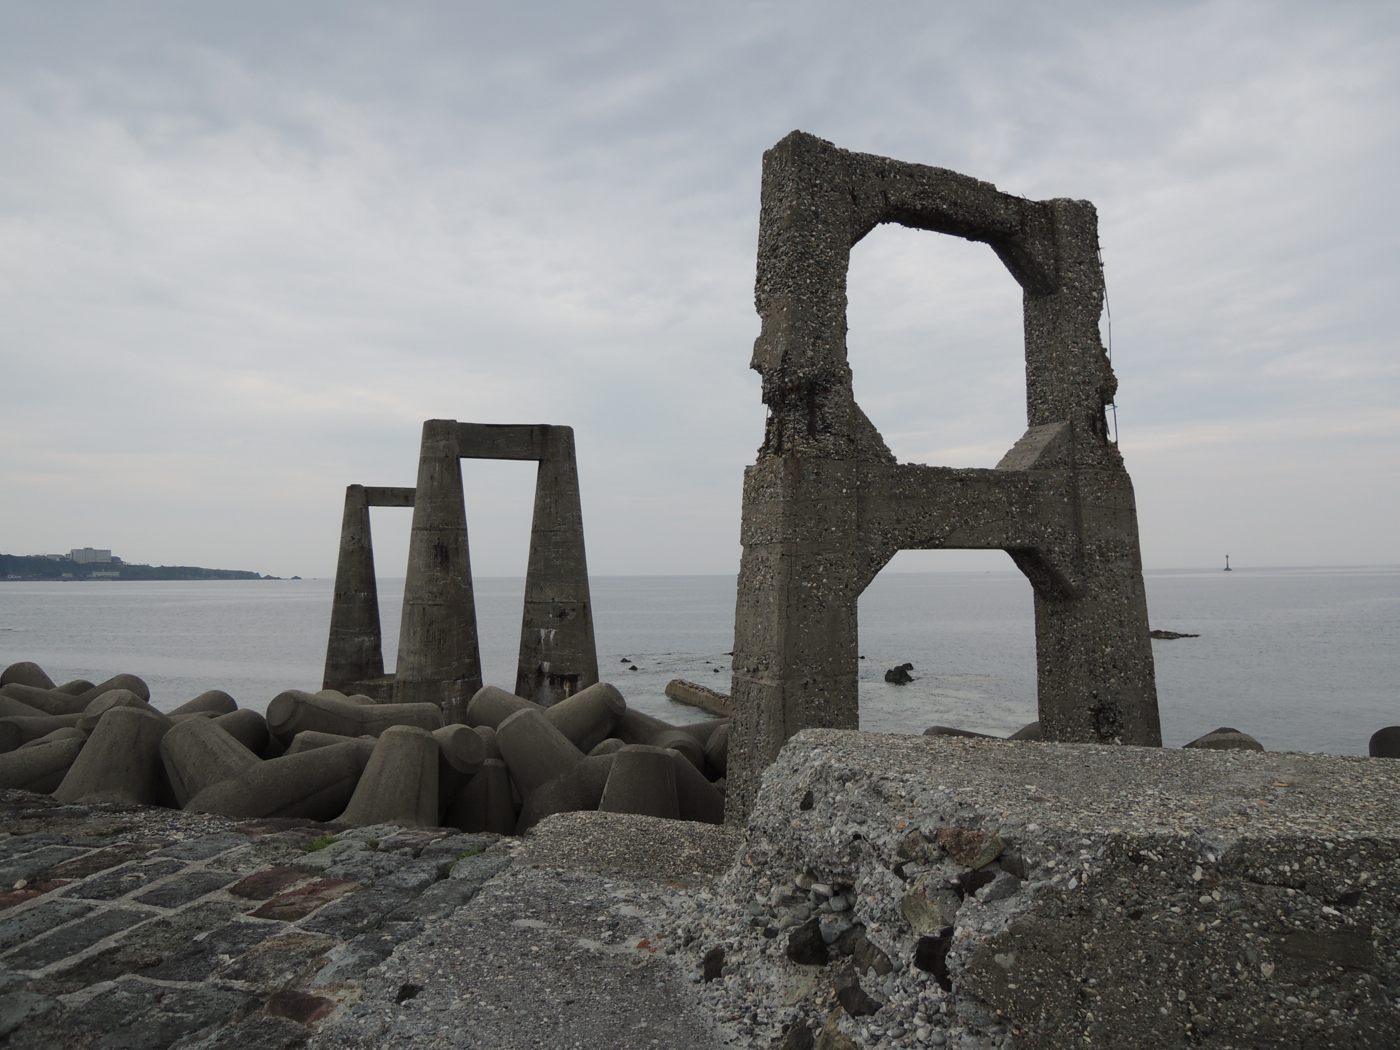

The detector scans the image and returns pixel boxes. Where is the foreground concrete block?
[464,685,539,729]
[78,689,161,733]
[0,693,48,718]
[446,758,516,834]
[214,708,271,755]
[515,753,616,834]
[1369,726,1400,758]
[168,689,238,718]
[185,741,370,821]
[53,706,170,804]
[266,690,443,741]
[495,707,585,799]
[285,730,377,759]
[159,716,261,806]
[1,661,56,690]
[542,682,625,753]
[0,714,83,752]
[0,736,85,792]
[599,745,678,820]
[696,731,1400,1049]
[0,682,91,716]
[75,673,150,704]
[340,725,439,827]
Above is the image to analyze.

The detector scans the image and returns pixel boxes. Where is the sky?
[1,1,1397,579]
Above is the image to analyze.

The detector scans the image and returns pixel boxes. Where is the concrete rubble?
[4,733,1397,1048]
[1,662,730,838]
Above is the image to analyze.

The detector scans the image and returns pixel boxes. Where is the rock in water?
[883,663,914,685]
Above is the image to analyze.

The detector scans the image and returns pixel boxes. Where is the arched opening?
[846,223,1027,467]
[368,503,413,674]
[457,458,538,690]
[857,548,1037,737]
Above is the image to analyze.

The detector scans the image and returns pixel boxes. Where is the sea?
[1,566,1396,755]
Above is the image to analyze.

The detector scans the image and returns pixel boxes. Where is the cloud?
[0,1,1397,576]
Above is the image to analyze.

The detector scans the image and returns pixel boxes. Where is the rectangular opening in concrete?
[856,549,1036,738]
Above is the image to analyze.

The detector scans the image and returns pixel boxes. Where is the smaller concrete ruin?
[323,484,415,699]
[394,421,599,712]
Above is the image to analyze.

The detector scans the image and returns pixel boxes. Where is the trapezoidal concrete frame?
[726,132,1161,820]
[393,420,598,713]
[323,484,415,700]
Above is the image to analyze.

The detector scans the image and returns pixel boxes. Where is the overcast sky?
[2,1,1396,579]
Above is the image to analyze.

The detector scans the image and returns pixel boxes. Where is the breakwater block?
[665,678,734,717]
[53,705,170,805]
[681,731,1400,1049]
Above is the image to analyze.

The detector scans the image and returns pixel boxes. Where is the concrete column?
[323,485,384,691]
[515,426,599,705]
[728,457,862,822]
[1020,200,1159,747]
[396,419,482,709]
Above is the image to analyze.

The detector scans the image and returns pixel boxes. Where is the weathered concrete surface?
[393,421,598,713]
[311,811,737,1050]
[514,424,599,706]
[7,732,1399,1048]
[666,678,734,717]
[675,732,1400,1049]
[323,485,414,694]
[728,131,1160,820]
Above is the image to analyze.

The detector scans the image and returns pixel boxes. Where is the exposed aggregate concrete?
[5,733,1397,1049]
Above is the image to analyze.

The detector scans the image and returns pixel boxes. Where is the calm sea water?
[1,567,1396,754]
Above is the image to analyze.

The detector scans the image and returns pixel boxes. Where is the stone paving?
[0,788,509,1048]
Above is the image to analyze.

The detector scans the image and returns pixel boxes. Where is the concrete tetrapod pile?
[0,660,730,834]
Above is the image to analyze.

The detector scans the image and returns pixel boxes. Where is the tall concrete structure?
[726,132,1161,820]
[394,421,598,711]
[322,484,415,698]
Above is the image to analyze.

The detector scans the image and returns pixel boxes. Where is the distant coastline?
[0,552,286,582]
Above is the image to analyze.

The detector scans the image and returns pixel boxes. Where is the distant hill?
[0,553,282,581]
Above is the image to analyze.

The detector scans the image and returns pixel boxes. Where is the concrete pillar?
[395,419,482,710]
[323,485,384,691]
[516,427,599,705]
[340,725,440,828]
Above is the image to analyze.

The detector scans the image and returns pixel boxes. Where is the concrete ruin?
[322,484,415,700]
[393,421,599,712]
[728,132,1161,820]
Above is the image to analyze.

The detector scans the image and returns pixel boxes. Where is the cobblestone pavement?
[0,789,509,1048]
